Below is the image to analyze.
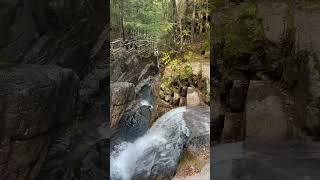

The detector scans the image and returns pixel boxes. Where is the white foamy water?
[111,107,190,180]
[140,99,153,110]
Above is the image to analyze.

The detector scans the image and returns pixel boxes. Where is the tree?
[120,0,125,40]
[191,0,196,42]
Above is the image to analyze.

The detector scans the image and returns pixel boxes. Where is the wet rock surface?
[111,106,209,180]
[184,106,210,155]
[109,39,163,179]
[110,82,135,128]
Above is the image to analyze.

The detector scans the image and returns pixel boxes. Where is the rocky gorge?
[109,37,210,179]
[211,0,320,179]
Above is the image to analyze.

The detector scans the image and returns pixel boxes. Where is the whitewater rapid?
[110,107,190,180]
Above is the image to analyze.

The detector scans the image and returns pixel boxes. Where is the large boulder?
[0,65,79,180]
[186,87,201,106]
[131,106,210,180]
[184,106,210,156]
[110,82,135,128]
[246,81,287,144]
[179,106,210,179]
[245,81,302,145]
[38,134,109,180]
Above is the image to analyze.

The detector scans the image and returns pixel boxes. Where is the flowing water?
[110,107,190,180]
[110,74,210,179]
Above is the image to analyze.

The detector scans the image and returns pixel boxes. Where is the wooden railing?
[110,39,154,56]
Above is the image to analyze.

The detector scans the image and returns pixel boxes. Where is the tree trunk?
[172,0,177,23]
[120,0,125,41]
[191,0,196,42]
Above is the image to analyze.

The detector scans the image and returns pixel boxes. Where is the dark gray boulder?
[0,65,79,180]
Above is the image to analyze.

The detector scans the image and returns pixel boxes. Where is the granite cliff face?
[0,65,79,180]
[257,0,320,138]
[0,0,109,179]
[211,0,320,143]
[211,1,320,179]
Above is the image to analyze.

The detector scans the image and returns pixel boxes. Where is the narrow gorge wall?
[257,0,320,137]
[211,0,320,143]
[0,0,109,179]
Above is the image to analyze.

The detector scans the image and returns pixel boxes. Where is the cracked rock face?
[110,82,135,128]
[0,0,109,179]
[0,65,79,180]
[0,0,107,74]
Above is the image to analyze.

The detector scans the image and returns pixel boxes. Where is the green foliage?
[213,2,264,91]
[220,3,263,50]
[204,39,210,52]
[170,59,178,71]
[111,0,172,41]
[181,29,191,39]
[180,62,193,80]
[161,51,193,91]
[212,0,224,10]
[239,3,264,43]
[161,50,177,65]
[215,2,264,59]
[183,51,192,63]
[162,75,175,92]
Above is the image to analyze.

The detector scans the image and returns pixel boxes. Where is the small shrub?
[213,1,264,91]
[170,59,178,72]
[180,62,193,81]
[161,50,177,65]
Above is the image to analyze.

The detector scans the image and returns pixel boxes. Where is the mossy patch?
[213,1,264,91]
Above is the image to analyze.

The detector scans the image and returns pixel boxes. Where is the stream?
[111,106,190,180]
[110,79,195,180]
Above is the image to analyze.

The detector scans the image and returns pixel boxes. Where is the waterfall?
[111,107,190,180]
[140,99,153,110]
